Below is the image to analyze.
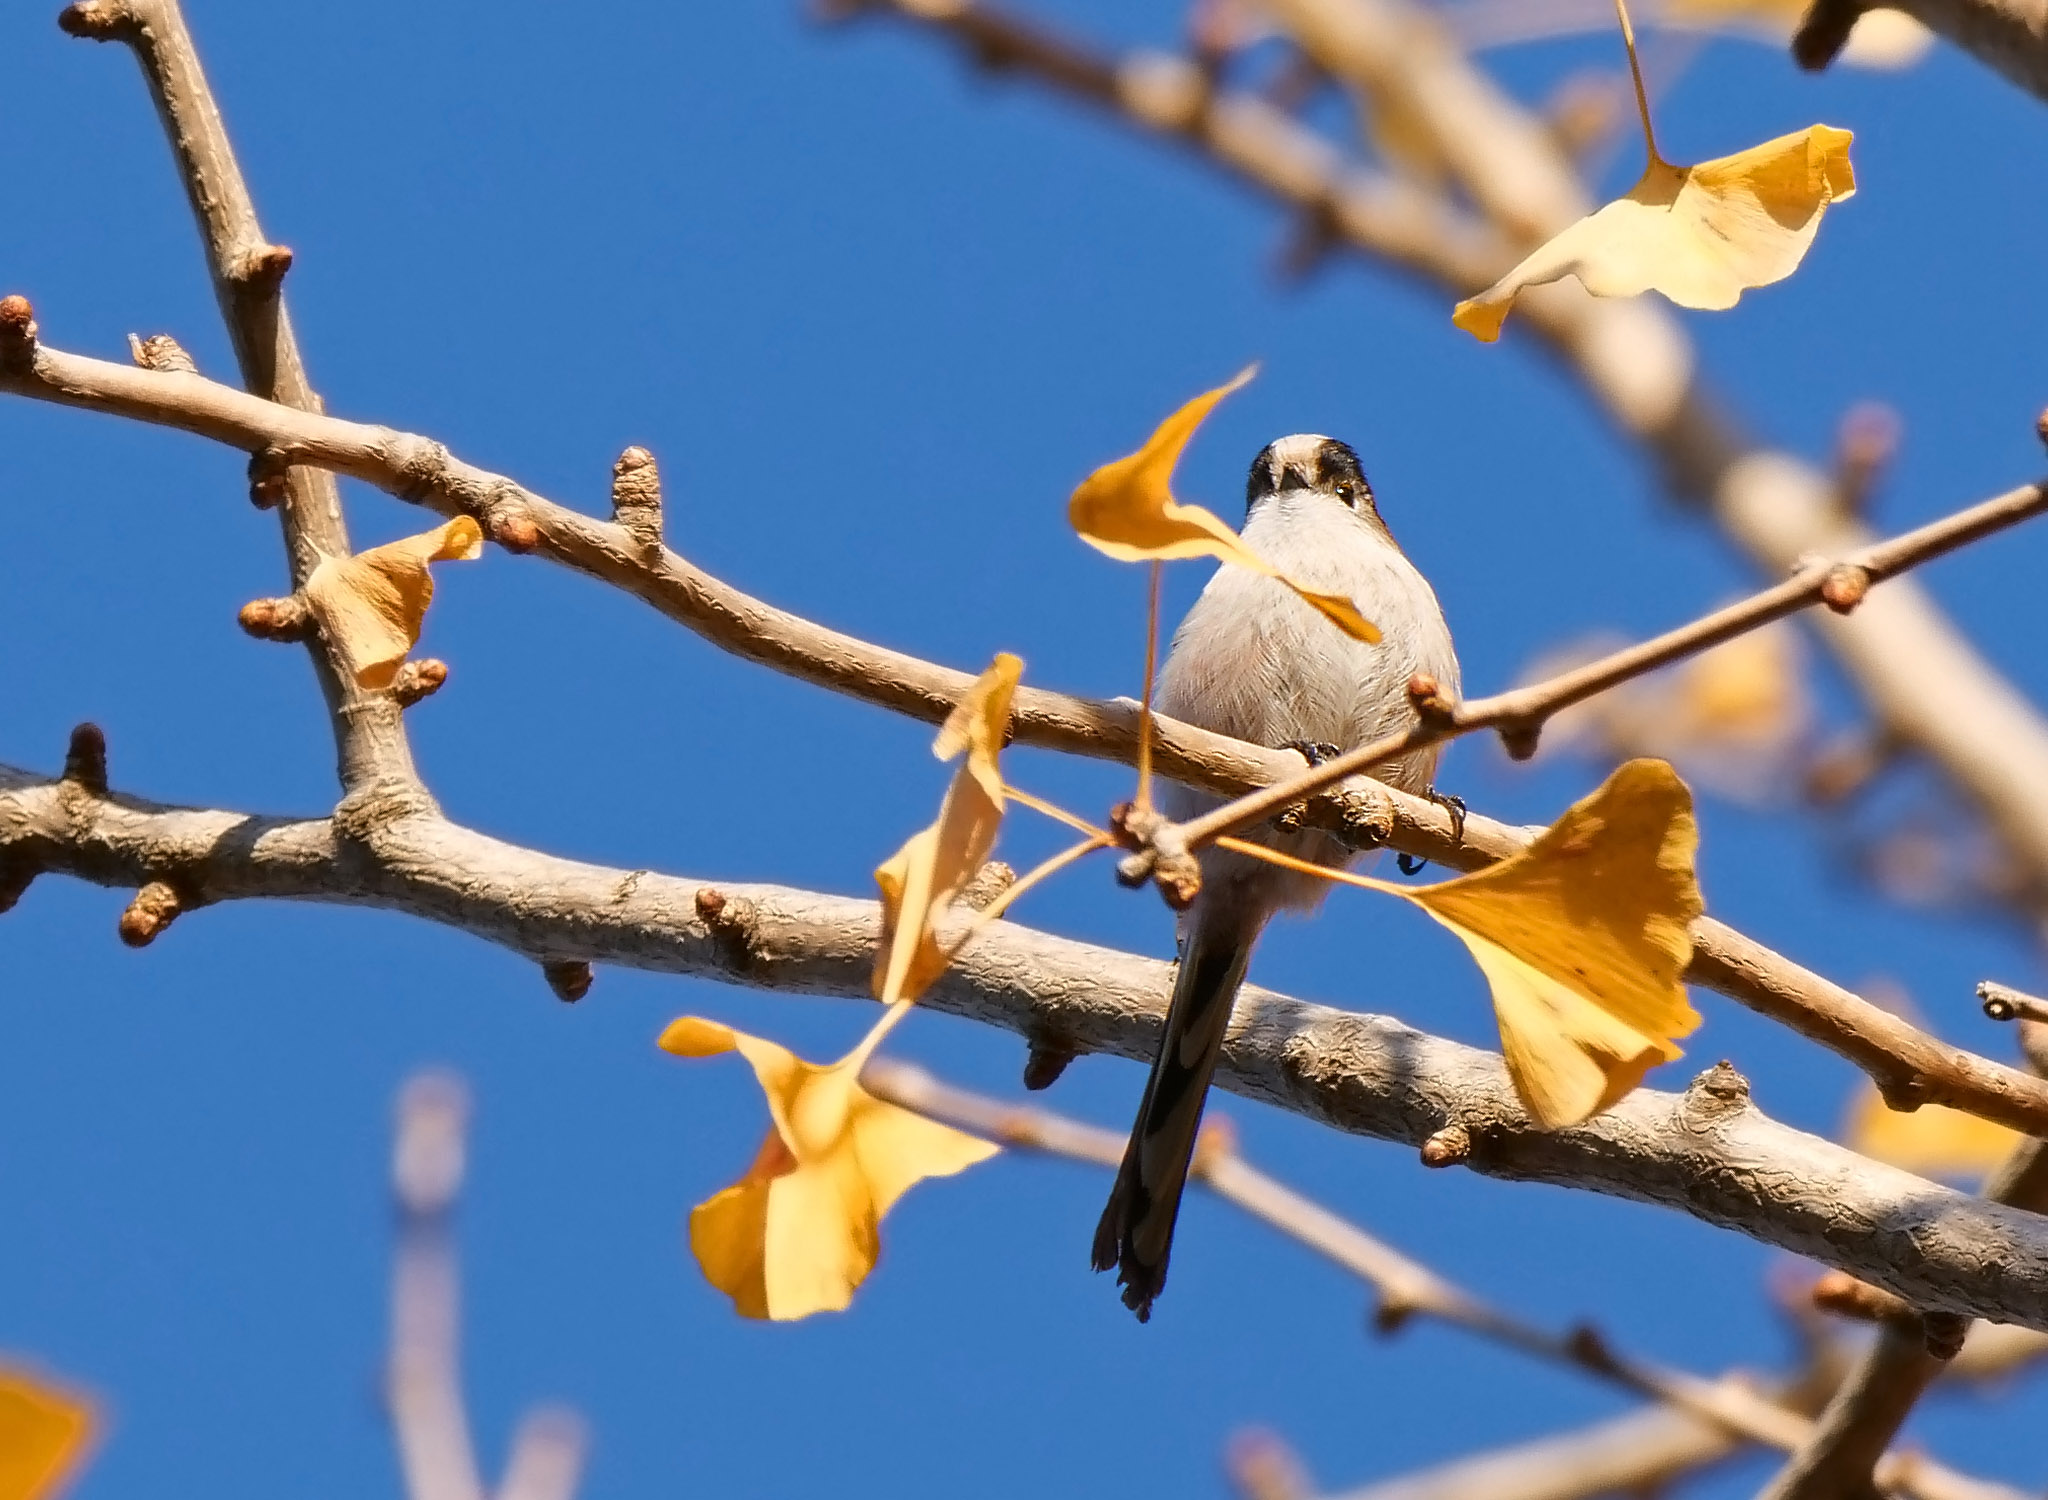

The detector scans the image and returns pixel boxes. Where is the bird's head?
[1245,434,1390,539]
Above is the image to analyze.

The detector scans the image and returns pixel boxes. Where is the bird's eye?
[1334,481,1356,506]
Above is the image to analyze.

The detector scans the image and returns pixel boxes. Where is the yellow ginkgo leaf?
[873,654,1021,1006]
[1398,759,1704,1127]
[660,1010,998,1320]
[302,516,484,689]
[1068,372,1380,644]
[1453,126,1855,342]
[1846,1087,2020,1180]
[0,1367,93,1500]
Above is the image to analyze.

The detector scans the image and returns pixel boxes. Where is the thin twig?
[861,1060,2028,1500]
[8,341,2048,1135]
[57,0,424,802]
[389,1073,486,1500]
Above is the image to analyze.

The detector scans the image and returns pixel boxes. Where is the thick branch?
[1758,1139,2048,1500]
[10,762,2048,1329]
[7,340,2048,1138]
[57,0,422,799]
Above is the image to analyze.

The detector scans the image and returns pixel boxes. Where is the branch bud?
[238,595,312,641]
[247,448,291,509]
[62,722,108,794]
[1021,1036,1077,1091]
[1820,563,1871,614]
[543,959,593,1003]
[127,332,197,373]
[229,243,294,290]
[57,1,137,40]
[118,880,184,946]
[0,294,38,374]
[392,658,449,707]
[611,445,664,554]
[1420,1121,1470,1168]
[489,506,540,553]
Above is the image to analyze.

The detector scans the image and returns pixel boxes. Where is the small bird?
[1092,434,1461,1320]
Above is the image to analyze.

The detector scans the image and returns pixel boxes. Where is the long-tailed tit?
[1092,434,1461,1319]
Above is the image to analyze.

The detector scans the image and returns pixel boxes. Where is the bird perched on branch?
[1093,434,1461,1319]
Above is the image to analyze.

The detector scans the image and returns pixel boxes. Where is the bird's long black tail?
[1092,910,1259,1320]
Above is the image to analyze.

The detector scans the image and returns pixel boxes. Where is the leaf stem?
[1613,0,1664,164]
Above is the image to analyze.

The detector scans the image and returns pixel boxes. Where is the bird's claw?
[1397,788,1467,875]
[1287,740,1343,767]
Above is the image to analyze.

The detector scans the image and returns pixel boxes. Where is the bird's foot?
[1276,742,1343,832]
[1397,788,1468,875]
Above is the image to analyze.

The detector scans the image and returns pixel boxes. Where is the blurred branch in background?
[862,1060,2048,1500]
[389,1073,585,1500]
[821,0,2048,940]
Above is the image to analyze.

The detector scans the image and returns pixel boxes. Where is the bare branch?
[56,0,423,800]
[864,1062,2025,1500]
[7,336,2048,1138]
[1757,1138,2048,1500]
[10,760,2048,1327]
[389,1073,486,1500]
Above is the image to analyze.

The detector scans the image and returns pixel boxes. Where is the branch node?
[1921,1310,1969,1361]
[1419,1121,1471,1168]
[611,444,665,554]
[1875,1073,1929,1112]
[392,658,449,707]
[959,859,1016,912]
[1790,0,1866,70]
[1109,801,1200,909]
[228,243,294,289]
[1564,1322,1620,1375]
[246,447,291,509]
[489,502,541,553]
[62,722,108,794]
[542,958,593,1003]
[118,880,185,947]
[56,0,136,40]
[126,332,197,373]
[1497,720,1543,762]
[1021,1035,1079,1091]
[1370,1296,1419,1336]
[238,594,311,642]
[0,294,38,374]
[695,887,761,969]
[1820,562,1871,614]
[1684,1059,1751,1121]
[1405,672,1457,728]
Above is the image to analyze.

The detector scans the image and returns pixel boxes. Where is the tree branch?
[6,334,2048,1138]
[56,0,425,801]
[9,755,2048,1329]
[1757,1138,2048,1500]
[866,1063,2030,1500]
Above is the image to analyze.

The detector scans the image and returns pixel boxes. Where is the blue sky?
[4,1,2047,1496]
